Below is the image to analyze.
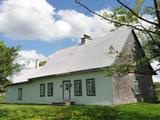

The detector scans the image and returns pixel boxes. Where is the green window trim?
[40,84,45,97]
[48,83,53,97]
[86,78,96,96]
[134,80,141,95]
[74,80,82,96]
[18,88,22,100]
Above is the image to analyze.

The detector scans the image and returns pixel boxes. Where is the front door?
[63,81,71,100]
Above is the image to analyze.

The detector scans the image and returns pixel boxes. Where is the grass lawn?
[0,96,4,103]
[0,103,160,120]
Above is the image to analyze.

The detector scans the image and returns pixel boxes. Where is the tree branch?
[116,0,159,26]
[139,22,155,42]
[153,0,160,28]
[75,0,160,35]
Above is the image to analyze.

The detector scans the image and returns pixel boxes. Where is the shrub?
[154,82,160,102]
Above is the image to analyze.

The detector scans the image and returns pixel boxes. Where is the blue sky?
[0,0,153,57]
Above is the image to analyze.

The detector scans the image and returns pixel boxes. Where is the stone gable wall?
[112,31,155,104]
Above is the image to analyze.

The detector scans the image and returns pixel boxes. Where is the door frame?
[62,80,71,100]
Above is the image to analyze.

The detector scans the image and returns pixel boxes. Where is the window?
[133,79,140,95]
[40,84,45,97]
[74,80,82,96]
[86,79,96,96]
[18,88,22,100]
[48,83,53,96]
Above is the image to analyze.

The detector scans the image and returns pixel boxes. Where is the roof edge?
[8,66,110,86]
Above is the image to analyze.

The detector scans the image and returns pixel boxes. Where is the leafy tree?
[0,41,20,93]
[39,60,47,67]
[75,0,160,73]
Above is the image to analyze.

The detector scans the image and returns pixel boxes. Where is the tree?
[75,0,160,72]
[0,41,20,93]
[75,0,159,34]
[39,60,47,67]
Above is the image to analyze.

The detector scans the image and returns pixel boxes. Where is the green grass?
[0,103,160,120]
[114,103,160,120]
[0,96,4,103]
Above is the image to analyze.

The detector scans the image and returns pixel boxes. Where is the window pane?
[134,80,140,95]
[18,88,22,100]
[48,83,53,96]
[91,81,95,94]
[74,80,82,96]
[86,79,96,96]
[40,84,45,97]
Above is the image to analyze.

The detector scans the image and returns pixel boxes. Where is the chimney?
[80,34,92,45]
[35,59,39,68]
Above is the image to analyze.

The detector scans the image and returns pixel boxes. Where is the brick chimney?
[80,34,92,45]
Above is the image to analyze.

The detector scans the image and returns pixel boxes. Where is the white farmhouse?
[5,28,155,105]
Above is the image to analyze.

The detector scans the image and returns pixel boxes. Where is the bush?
[154,82,160,101]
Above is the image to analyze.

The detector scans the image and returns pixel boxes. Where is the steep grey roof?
[30,27,133,79]
[11,27,134,84]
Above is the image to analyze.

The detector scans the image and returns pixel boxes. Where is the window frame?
[18,88,22,100]
[47,83,53,97]
[134,79,141,95]
[86,78,96,96]
[74,80,82,96]
[40,84,45,97]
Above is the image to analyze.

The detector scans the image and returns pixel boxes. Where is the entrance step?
[52,101,75,106]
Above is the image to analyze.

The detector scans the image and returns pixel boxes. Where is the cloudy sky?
[0,0,153,60]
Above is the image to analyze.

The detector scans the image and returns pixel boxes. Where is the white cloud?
[18,50,46,60]
[140,14,155,28]
[152,75,160,82]
[151,61,160,71]
[17,50,46,68]
[57,9,114,39]
[0,0,114,41]
[0,0,56,41]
